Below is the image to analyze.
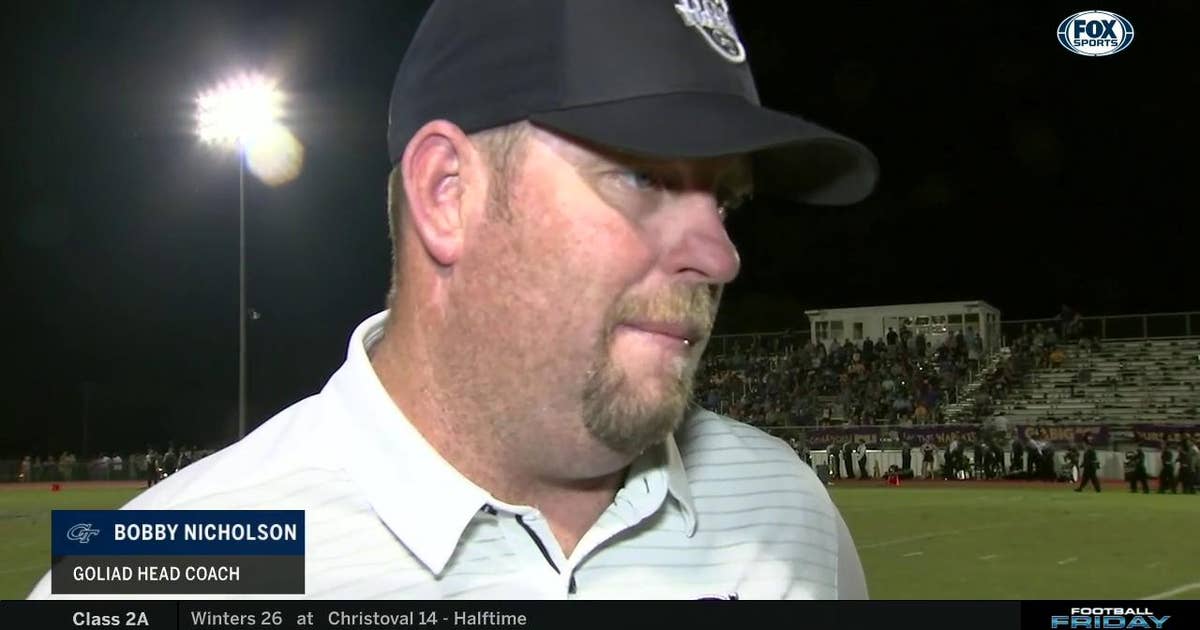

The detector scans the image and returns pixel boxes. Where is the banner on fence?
[1016,424,1110,445]
[1132,424,1200,446]
[896,425,980,447]
[803,426,882,449]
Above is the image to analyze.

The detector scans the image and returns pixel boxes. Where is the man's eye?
[614,169,662,191]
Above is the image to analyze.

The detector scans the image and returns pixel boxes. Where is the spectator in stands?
[1048,347,1067,369]
[886,327,898,347]
[967,329,982,370]
[1044,325,1059,350]
[953,329,967,362]
[915,331,927,359]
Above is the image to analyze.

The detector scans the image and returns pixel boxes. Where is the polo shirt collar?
[327,311,489,576]
[327,310,699,574]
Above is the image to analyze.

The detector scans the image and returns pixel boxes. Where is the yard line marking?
[902,551,924,557]
[1145,562,1163,569]
[1141,582,1200,600]
[859,523,1016,550]
[979,554,999,561]
[1057,557,1078,566]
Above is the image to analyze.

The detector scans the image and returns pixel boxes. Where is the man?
[946,437,960,480]
[843,440,857,481]
[856,439,868,480]
[984,436,1003,477]
[1180,439,1197,495]
[1075,435,1101,493]
[827,442,842,480]
[1064,445,1080,485]
[1158,445,1177,494]
[143,448,159,488]
[1008,436,1023,475]
[900,439,912,473]
[1026,438,1042,478]
[972,440,984,480]
[1125,448,1149,494]
[18,455,31,482]
[30,0,877,599]
[921,439,936,480]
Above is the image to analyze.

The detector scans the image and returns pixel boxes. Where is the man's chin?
[582,375,692,456]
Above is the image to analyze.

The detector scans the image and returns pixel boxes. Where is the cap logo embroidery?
[674,0,746,64]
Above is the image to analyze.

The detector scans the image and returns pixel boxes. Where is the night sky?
[3,1,1195,457]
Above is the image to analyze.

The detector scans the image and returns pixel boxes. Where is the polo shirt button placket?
[513,512,571,600]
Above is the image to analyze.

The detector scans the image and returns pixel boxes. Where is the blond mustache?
[608,286,719,342]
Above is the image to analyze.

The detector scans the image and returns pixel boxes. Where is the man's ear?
[399,120,478,266]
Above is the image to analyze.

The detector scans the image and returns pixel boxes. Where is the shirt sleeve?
[835,509,869,599]
[25,571,51,599]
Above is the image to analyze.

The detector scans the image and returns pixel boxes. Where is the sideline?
[1141,582,1200,600]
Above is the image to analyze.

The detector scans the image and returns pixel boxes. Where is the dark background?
[2,1,1194,456]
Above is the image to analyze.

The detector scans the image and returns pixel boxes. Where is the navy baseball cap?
[388,0,879,206]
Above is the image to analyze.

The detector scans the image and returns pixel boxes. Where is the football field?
[1,480,1197,600]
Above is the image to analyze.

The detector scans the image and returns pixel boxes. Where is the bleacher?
[997,338,1200,425]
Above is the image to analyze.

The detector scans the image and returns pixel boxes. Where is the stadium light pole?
[195,72,283,440]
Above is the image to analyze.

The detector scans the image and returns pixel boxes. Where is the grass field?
[2,480,1197,600]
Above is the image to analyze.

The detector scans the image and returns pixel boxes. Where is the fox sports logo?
[1057,11,1134,57]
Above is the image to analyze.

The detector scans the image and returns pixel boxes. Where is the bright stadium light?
[194,71,290,442]
[196,73,283,147]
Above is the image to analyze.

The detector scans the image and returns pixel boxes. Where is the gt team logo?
[1051,607,1170,629]
[1057,11,1135,57]
[674,0,746,64]
[66,523,101,544]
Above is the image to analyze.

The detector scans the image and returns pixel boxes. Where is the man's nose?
[657,191,741,285]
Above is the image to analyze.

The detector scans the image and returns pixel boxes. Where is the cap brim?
[529,92,879,206]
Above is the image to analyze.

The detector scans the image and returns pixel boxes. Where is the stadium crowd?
[695,324,988,427]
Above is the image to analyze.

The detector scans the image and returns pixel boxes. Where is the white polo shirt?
[29,311,866,600]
